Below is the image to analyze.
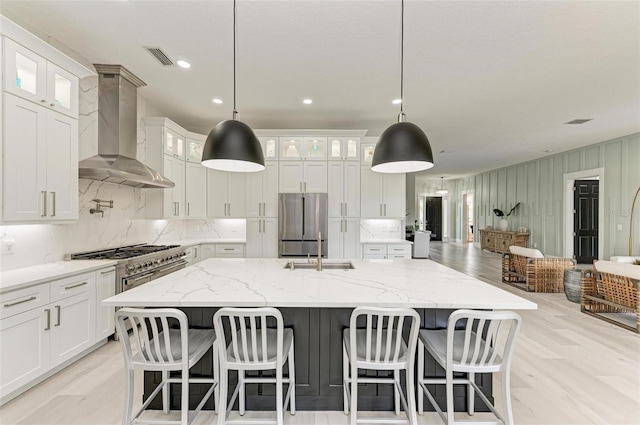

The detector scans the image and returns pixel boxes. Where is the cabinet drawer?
[388,255,411,259]
[363,254,387,260]
[50,272,96,302]
[215,244,245,256]
[363,244,387,255]
[0,284,49,320]
[387,244,411,255]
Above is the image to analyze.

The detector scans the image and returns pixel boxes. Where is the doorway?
[462,193,474,243]
[424,197,442,241]
[574,180,599,264]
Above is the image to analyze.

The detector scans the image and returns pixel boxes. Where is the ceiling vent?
[565,118,593,124]
[144,47,174,66]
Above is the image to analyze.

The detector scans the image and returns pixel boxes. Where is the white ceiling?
[1,0,639,178]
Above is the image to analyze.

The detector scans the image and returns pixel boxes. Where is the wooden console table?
[479,229,529,253]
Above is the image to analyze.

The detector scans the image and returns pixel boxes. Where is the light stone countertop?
[103,258,537,310]
[0,260,118,293]
[360,239,413,244]
[162,239,247,248]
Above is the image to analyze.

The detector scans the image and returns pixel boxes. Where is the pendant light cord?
[400,0,404,115]
[233,0,238,119]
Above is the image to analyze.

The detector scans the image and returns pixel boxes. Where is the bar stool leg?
[502,370,514,425]
[406,363,418,425]
[393,370,400,415]
[467,371,475,415]
[239,370,246,416]
[417,340,424,415]
[124,367,135,425]
[181,366,189,425]
[162,370,169,414]
[217,369,228,425]
[213,345,219,414]
[350,363,358,425]
[446,368,454,425]
[288,341,296,415]
[276,364,284,425]
[342,345,349,415]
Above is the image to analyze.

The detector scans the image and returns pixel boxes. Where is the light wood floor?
[1,242,639,425]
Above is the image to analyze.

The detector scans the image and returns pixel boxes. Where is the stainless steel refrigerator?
[278,193,328,257]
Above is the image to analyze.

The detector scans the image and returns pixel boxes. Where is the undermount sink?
[283,261,355,271]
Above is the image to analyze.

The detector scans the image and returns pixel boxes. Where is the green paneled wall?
[447,132,640,259]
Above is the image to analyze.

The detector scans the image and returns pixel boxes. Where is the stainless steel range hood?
[79,65,174,189]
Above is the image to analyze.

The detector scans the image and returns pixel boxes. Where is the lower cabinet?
[362,243,412,259]
[247,218,278,258]
[95,267,116,341]
[198,243,246,261]
[328,218,360,259]
[0,267,114,403]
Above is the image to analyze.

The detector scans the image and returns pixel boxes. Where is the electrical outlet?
[2,238,16,255]
[533,242,537,248]
[617,224,623,230]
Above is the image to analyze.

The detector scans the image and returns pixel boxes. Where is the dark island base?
[144,308,492,412]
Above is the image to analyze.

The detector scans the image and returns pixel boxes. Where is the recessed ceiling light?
[392,99,402,105]
[212,98,223,104]
[544,149,553,153]
[303,99,313,105]
[176,60,191,69]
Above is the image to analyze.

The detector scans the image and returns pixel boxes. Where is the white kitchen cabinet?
[200,244,215,261]
[360,166,405,218]
[0,269,98,402]
[186,136,205,163]
[362,243,412,259]
[185,162,207,218]
[163,155,186,218]
[247,161,278,217]
[360,142,377,164]
[207,169,247,218]
[329,137,360,161]
[247,218,278,258]
[163,127,185,160]
[3,93,78,222]
[279,137,328,161]
[328,218,360,259]
[184,245,201,265]
[0,306,50,399]
[328,161,360,218]
[259,137,278,160]
[279,162,327,193]
[95,267,115,341]
[215,244,245,258]
[3,37,78,118]
[145,119,188,219]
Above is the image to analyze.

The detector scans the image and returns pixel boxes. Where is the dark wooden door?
[424,197,442,241]
[574,180,599,264]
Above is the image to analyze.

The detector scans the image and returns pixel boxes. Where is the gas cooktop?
[67,244,181,260]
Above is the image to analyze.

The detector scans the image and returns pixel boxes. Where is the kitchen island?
[103,258,536,412]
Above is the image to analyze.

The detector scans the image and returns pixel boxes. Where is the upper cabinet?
[259,137,278,160]
[329,137,360,161]
[164,128,185,160]
[3,38,79,118]
[279,137,328,161]
[1,17,94,224]
[360,142,377,164]
[186,135,205,163]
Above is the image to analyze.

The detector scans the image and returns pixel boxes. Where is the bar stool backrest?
[214,307,284,368]
[446,309,521,371]
[350,307,420,367]
[115,308,189,369]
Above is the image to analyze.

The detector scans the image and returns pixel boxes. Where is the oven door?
[122,260,187,291]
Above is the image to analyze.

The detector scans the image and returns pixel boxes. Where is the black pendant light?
[371,0,434,174]
[201,0,265,173]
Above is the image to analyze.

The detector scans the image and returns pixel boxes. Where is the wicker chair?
[581,260,639,333]
[502,246,576,292]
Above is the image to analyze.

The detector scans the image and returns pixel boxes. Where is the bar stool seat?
[342,329,409,364]
[226,328,294,365]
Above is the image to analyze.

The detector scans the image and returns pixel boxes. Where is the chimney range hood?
[79,65,174,189]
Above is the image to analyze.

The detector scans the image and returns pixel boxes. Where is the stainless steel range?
[66,244,187,293]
